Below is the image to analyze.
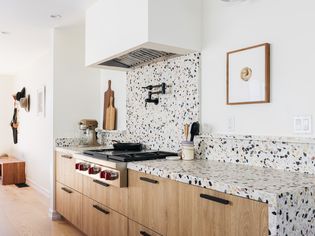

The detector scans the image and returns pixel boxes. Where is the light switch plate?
[294,116,312,134]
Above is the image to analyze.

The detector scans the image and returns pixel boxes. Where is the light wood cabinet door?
[56,151,82,192]
[129,220,162,236]
[171,183,268,236]
[128,170,167,235]
[83,175,128,216]
[56,182,83,231]
[82,196,128,236]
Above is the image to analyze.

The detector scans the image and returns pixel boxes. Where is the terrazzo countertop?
[55,145,110,155]
[127,159,315,236]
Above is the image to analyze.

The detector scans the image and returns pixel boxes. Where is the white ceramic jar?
[182,141,195,161]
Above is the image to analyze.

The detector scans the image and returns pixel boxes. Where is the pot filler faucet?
[142,82,166,107]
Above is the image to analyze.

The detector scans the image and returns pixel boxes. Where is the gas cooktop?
[83,149,177,162]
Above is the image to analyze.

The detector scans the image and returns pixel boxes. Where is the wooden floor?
[0,184,83,236]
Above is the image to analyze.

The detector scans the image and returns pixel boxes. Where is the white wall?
[13,50,53,196]
[201,0,315,137]
[53,23,101,138]
[100,70,127,130]
[0,75,15,154]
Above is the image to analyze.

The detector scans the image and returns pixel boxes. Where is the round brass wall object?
[240,67,252,81]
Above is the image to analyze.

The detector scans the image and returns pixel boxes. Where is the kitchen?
[1,0,315,236]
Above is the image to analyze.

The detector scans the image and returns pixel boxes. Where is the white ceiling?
[0,0,96,75]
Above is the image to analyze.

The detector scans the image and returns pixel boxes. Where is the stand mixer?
[79,119,99,146]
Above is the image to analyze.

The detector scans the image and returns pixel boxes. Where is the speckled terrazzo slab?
[128,159,315,236]
[55,145,110,155]
[195,134,315,175]
[55,137,84,147]
[96,129,128,145]
[125,53,200,151]
[94,53,200,151]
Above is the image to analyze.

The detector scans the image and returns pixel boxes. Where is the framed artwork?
[226,43,270,105]
[37,86,46,117]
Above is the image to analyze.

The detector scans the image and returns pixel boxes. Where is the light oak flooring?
[0,184,83,236]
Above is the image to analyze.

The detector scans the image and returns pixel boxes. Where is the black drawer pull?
[93,205,110,215]
[140,177,159,184]
[93,179,110,187]
[140,231,151,236]
[200,194,230,205]
[61,154,72,159]
[61,187,72,194]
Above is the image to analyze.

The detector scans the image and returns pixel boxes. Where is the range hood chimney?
[85,0,202,71]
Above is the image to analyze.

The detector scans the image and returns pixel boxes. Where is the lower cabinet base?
[82,196,128,236]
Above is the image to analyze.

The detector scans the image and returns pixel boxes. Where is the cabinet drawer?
[174,183,269,236]
[128,170,167,235]
[56,151,82,192]
[129,220,162,236]
[82,196,128,236]
[83,175,128,216]
[56,182,83,231]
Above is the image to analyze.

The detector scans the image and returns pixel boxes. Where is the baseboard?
[26,177,50,199]
[48,208,62,221]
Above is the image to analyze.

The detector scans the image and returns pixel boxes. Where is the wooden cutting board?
[105,96,116,130]
[103,80,115,129]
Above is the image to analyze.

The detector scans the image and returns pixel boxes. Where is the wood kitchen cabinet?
[128,170,168,235]
[83,175,128,216]
[128,170,268,236]
[82,195,128,236]
[56,182,83,231]
[129,220,162,236]
[169,181,269,236]
[56,151,82,192]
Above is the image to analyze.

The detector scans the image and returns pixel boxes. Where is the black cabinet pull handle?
[200,194,230,205]
[61,187,72,194]
[140,177,159,184]
[140,231,151,236]
[93,205,110,215]
[93,179,110,187]
[61,154,72,159]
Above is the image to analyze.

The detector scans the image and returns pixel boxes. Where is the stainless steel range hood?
[98,48,177,69]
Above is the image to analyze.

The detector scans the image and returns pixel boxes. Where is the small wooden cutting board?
[103,80,114,129]
[105,96,116,130]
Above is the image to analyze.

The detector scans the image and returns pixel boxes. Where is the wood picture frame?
[226,43,270,105]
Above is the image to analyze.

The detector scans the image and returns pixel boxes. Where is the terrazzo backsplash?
[98,53,201,151]
[195,134,315,175]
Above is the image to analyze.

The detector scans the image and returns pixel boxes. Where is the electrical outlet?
[227,116,235,132]
[294,116,312,134]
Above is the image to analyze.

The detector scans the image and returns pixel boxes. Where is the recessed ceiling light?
[50,14,62,19]
[1,31,10,35]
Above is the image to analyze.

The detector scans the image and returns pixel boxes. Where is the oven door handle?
[93,179,110,187]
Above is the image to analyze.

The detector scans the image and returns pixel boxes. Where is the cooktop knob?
[100,170,119,180]
[79,163,90,171]
[88,166,101,175]
[75,163,81,170]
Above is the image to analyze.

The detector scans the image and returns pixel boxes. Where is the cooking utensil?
[105,96,116,130]
[103,80,115,129]
[184,123,190,141]
[190,122,200,142]
[112,141,143,151]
